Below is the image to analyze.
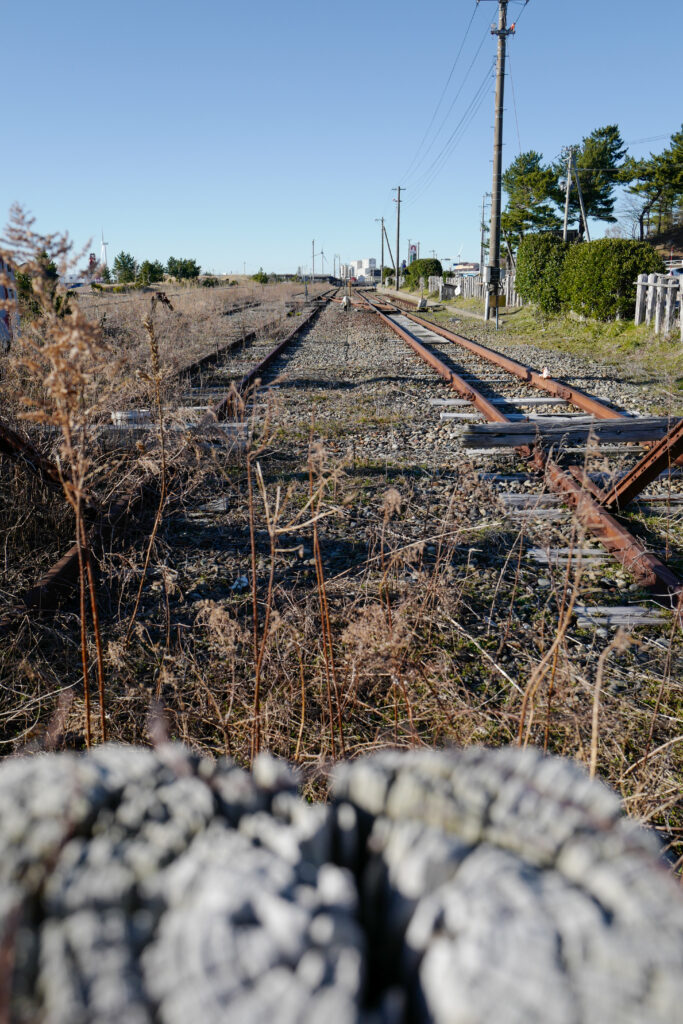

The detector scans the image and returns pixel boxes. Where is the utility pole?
[484,0,515,327]
[393,187,404,289]
[312,239,315,283]
[571,150,591,242]
[562,149,573,242]
[376,218,385,285]
[382,224,396,281]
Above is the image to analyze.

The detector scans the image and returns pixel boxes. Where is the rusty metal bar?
[0,419,65,492]
[601,418,683,511]
[544,460,682,602]
[0,477,153,636]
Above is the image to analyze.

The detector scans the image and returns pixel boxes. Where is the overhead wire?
[507,53,522,155]
[404,23,492,186]
[404,59,495,208]
[400,0,480,182]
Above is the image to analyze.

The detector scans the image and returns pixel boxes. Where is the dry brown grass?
[0,215,680,869]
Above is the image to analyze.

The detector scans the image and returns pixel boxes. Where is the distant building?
[343,258,376,281]
[453,262,479,274]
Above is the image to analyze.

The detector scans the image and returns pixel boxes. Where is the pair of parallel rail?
[358,290,683,608]
[0,294,332,633]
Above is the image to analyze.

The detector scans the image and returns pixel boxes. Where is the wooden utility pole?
[485,0,515,326]
[393,187,404,288]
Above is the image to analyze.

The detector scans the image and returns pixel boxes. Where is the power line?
[404,24,492,186]
[404,59,495,205]
[507,53,522,155]
[401,1,480,182]
[405,74,493,209]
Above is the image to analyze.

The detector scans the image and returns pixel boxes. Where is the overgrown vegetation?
[502,123,683,249]
[1,208,682,872]
[516,234,664,319]
[515,235,569,314]
[405,257,442,289]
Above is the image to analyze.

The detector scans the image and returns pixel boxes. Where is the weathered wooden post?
[634,274,647,325]
[645,272,657,325]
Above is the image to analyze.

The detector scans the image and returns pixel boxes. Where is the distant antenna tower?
[100,230,109,268]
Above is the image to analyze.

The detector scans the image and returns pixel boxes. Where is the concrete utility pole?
[382,224,396,280]
[571,150,591,242]
[563,149,573,242]
[376,218,385,284]
[312,240,315,283]
[484,0,515,326]
[393,187,404,288]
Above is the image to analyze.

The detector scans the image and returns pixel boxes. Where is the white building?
[342,258,377,281]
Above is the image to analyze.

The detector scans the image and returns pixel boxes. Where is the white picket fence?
[426,273,523,308]
[635,273,681,338]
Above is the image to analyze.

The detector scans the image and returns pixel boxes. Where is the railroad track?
[0,292,335,633]
[360,290,683,620]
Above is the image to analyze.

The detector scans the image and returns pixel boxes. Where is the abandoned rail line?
[1,283,682,805]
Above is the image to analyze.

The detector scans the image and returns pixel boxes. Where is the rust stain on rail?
[362,292,683,604]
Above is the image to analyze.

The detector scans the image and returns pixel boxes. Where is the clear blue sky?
[4,0,680,274]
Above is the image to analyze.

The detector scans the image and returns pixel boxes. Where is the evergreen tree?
[622,125,683,240]
[167,257,200,280]
[137,259,165,285]
[113,251,137,284]
[501,151,561,251]
[553,126,627,238]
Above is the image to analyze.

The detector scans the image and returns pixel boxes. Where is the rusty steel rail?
[0,294,335,635]
[601,418,683,512]
[0,418,103,520]
[0,477,153,636]
[0,418,64,491]
[360,292,683,604]
[204,302,327,423]
[396,307,624,420]
[175,310,296,381]
[361,302,510,424]
[175,288,335,383]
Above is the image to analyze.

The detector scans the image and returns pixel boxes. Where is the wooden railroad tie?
[462,416,675,449]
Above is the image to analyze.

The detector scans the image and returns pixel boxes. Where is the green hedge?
[516,235,664,320]
[560,238,663,320]
[515,235,569,314]
[405,258,442,288]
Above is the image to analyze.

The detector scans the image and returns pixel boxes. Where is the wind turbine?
[100,230,109,268]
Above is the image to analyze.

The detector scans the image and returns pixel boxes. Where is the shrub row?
[405,257,442,289]
[515,236,664,319]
